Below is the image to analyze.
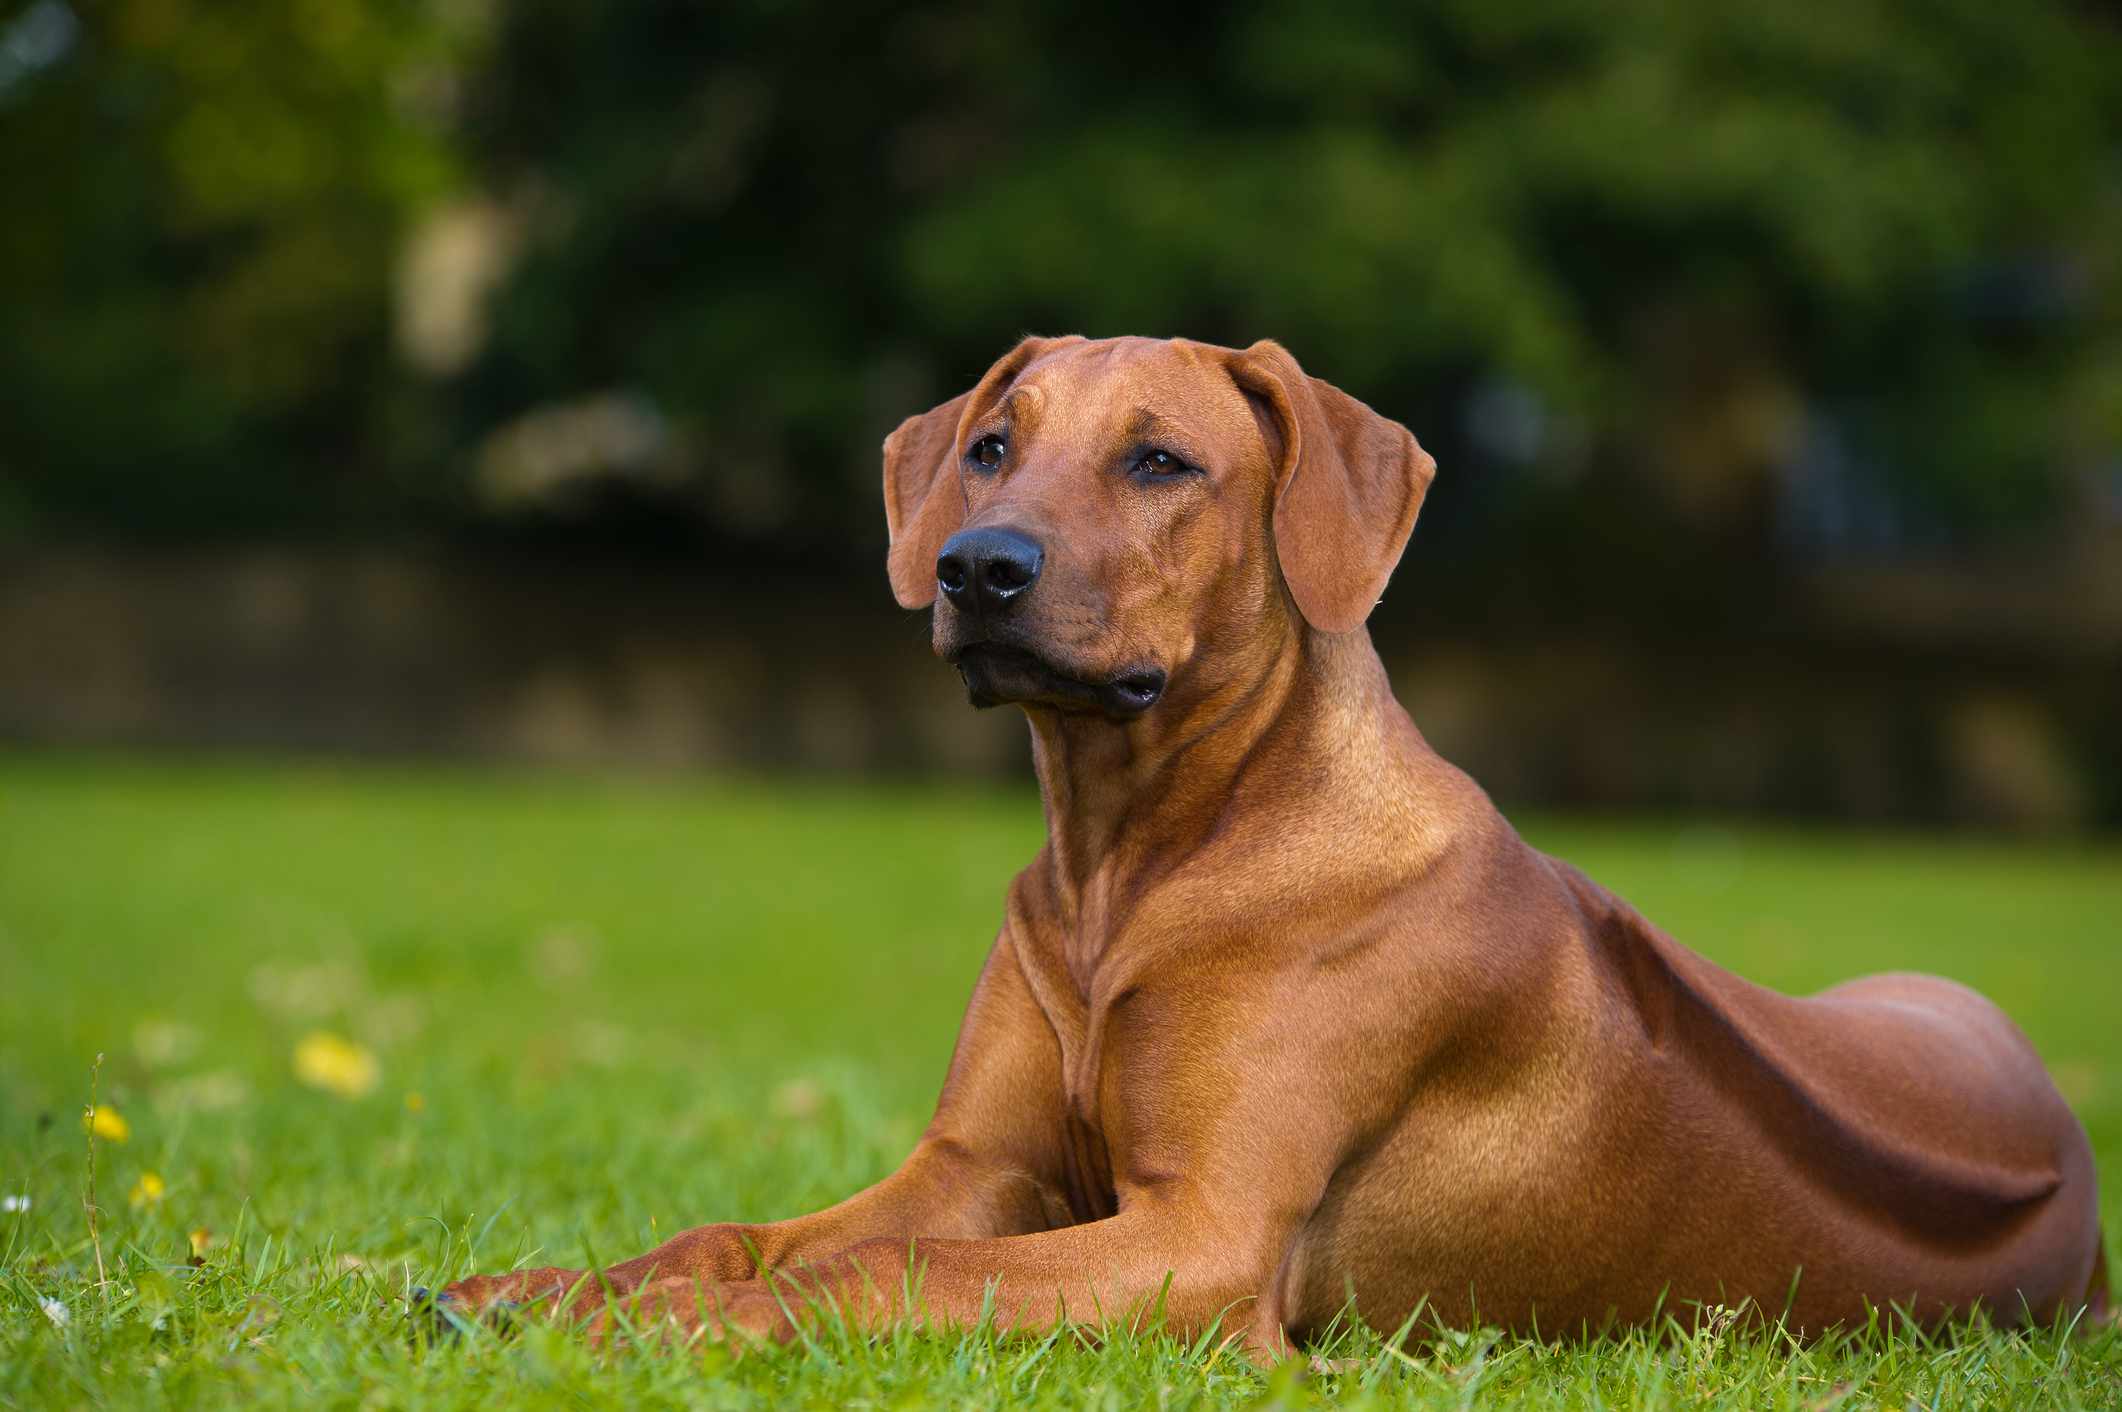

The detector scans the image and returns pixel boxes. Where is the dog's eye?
[1134,450,1192,478]
[968,436,1007,470]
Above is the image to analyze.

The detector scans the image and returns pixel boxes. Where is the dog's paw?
[419,1268,586,1330]
[406,1285,528,1342]
[583,1276,796,1353]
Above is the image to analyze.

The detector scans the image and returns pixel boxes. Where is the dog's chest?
[1010,865,1211,1213]
[1044,974,1121,1135]
[1053,996,1126,1224]
[1018,933,1135,1216]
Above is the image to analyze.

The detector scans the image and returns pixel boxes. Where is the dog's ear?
[882,335,1077,608]
[1231,339,1436,634]
[882,388,973,609]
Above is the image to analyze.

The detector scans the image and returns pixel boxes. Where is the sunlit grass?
[2,752,2117,1408]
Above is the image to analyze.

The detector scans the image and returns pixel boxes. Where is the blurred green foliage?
[0,0,464,535]
[2,0,2119,557]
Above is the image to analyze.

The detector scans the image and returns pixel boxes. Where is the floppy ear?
[881,335,1078,608]
[1231,340,1436,634]
[882,388,973,608]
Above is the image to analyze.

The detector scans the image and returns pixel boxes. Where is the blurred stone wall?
[3,548,2116,831]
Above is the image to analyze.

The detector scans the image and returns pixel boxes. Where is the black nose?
[936,528,1044,613]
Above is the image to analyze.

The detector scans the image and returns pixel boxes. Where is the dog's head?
[883,335,1435,719]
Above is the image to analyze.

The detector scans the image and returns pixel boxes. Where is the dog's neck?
[1020,624,1449,980]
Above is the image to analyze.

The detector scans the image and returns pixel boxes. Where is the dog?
[438,334,2108,1354]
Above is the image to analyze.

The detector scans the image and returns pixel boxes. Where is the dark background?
[4,0,2120,829]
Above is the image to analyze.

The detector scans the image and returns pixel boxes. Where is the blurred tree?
[0,0,467,537]
[3,0,2118,580]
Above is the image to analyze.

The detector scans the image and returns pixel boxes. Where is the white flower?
[40,1297,69,1328]
[1,1194,29,1213]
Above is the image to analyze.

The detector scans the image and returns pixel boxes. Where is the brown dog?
[440,335,2108,1352]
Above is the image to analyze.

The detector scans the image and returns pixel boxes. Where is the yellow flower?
[84,1105,130,1142]
[293,1031,380,1099]
[403,1091,426,1113]
[129,1171,166,1208]
[188,1227,213,1260]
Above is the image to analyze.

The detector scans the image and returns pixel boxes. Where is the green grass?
[1,752,2117,1409]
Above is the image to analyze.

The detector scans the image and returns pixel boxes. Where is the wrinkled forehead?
[991,338,1264,465]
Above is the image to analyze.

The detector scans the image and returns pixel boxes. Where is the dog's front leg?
[429,1131,1049,1316]
[437,1131,1058,1316]
[435,935,1072,1323]
[592,1197,1296,1359]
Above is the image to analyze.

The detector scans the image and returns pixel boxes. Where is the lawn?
[2,752,2117,1409]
